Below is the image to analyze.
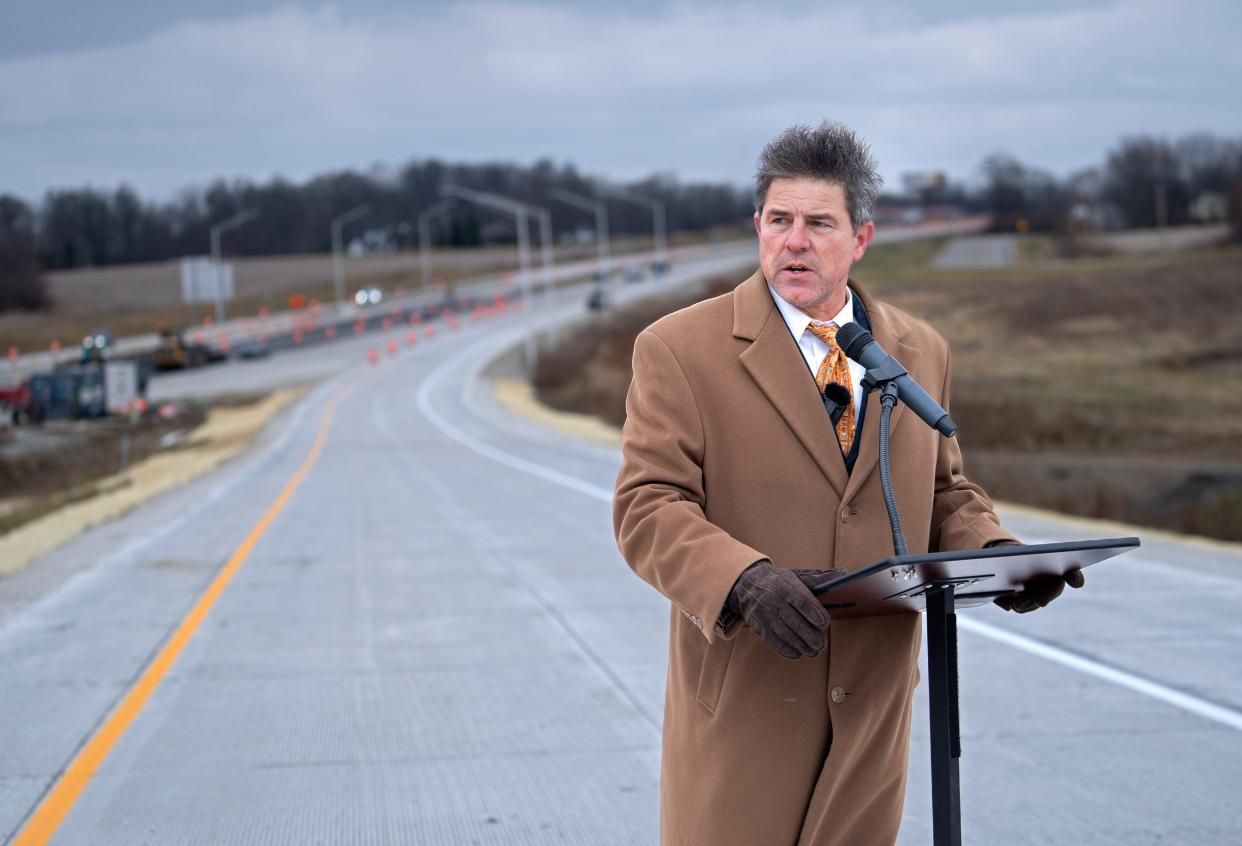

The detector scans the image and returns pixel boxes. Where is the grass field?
[534,234,1242,542]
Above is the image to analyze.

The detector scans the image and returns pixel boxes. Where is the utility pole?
[330,205,370,314]
[1153,147,1169,250]
[548,188,610,306]
[418,198,457,290]
[209,209,259,324]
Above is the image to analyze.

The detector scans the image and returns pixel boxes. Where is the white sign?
[104,361,139,414]
[180,256,234,304]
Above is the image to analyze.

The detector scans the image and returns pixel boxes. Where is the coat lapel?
[842,281,921,502]
[734,272,850,498]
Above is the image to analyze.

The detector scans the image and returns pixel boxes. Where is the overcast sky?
[2,0,1239,201]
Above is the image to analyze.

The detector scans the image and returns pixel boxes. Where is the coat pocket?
[695,636,737,714]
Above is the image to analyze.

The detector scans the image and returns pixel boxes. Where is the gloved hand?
[792,568,848,594]
[988,542,1086,613]
[726,561,830,659]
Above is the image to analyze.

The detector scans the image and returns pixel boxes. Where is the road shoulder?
[489,370,1242,580]
[0,388,305,581]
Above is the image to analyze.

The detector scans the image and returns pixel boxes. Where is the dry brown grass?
[533,240,1242,541]
[0,406,207,534]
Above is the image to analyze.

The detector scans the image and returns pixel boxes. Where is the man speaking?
[613,123,1079,845]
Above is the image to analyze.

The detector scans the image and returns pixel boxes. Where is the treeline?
[970,133,1242,233]
[3,133,1242,314]
[0,197,49,311]
[3,159,751,274]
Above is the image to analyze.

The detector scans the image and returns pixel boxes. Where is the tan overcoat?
[613,271,1014,846]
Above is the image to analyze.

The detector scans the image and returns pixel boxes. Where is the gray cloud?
[1,0,1239,199]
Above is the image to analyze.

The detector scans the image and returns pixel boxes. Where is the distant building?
[900,171,947,197]
[1190,192,1227,224]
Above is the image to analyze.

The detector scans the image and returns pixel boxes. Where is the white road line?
[958,616,1242,732]
[414,291,1242,737]
[415,330,614,503]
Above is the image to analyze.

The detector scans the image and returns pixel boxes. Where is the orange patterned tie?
[807,323,856,456]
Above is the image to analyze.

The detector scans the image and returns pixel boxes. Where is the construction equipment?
[80,330,114,364]
[152,328,223,371]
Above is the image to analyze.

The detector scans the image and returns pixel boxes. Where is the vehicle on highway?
[233,339,271,360]
[354,287,383,307]
[80,330,114,364]
[586,283,611,312]
[25,368,107,421]
[0,381,31,424]
[152,328,224,371]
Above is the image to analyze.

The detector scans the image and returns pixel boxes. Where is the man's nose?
[786,221,810,251]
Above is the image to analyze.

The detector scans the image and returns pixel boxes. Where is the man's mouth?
[782,262,812,276]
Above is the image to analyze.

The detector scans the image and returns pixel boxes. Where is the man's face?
[755,177,874,321]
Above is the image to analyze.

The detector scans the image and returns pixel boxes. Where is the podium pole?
[926,583,962,846]
[866,368,964,842]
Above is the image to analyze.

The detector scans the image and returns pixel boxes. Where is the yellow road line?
[13,378,364,845]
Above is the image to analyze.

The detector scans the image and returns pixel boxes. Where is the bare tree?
[0,195,50,312]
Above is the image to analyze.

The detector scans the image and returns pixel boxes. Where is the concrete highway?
[2,244,1240,845]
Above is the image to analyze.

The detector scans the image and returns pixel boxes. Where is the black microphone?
[835,323,958,437]
[820,382,851,427]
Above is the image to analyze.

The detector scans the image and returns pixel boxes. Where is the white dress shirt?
[767,284,867,417]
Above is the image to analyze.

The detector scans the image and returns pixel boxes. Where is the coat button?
[839,507,851,524]
[830,686,847,704]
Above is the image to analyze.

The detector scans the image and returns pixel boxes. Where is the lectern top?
[807,537,1140,619]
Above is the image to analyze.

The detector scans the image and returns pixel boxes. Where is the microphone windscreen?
[835,323,871,359]
[822,382,851,406]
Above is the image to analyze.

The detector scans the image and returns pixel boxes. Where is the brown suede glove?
[726,561,830,659]
[792,568,848,596]
[988,541,1086,613]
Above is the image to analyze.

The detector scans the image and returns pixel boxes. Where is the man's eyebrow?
[764,206,840,222]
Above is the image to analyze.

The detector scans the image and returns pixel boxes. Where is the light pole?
[609,187,667,277]
[439,184,534,308]
[548,188,610,305]
[209,208,259,323]
[330,204,370,314]
[532,205,555,301]
[418,198,457,290]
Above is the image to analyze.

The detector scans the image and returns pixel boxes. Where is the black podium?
[807,537,1141,846]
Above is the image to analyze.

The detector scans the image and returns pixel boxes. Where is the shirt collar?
[767,283,855,341]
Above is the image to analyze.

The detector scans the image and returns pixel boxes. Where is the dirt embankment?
[0,390,303,576]
[532,243,1242,542]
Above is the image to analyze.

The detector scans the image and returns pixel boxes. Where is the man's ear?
[853,220,875,261]
[753,211,762,236]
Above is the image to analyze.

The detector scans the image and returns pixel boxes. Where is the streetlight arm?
[441,183,528,216]
[418,198,458,226]
[547,188,600,215]
[331,204,371,231]
[212,208,261,240]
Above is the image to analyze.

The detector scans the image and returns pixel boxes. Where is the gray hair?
[754,122,883,229]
